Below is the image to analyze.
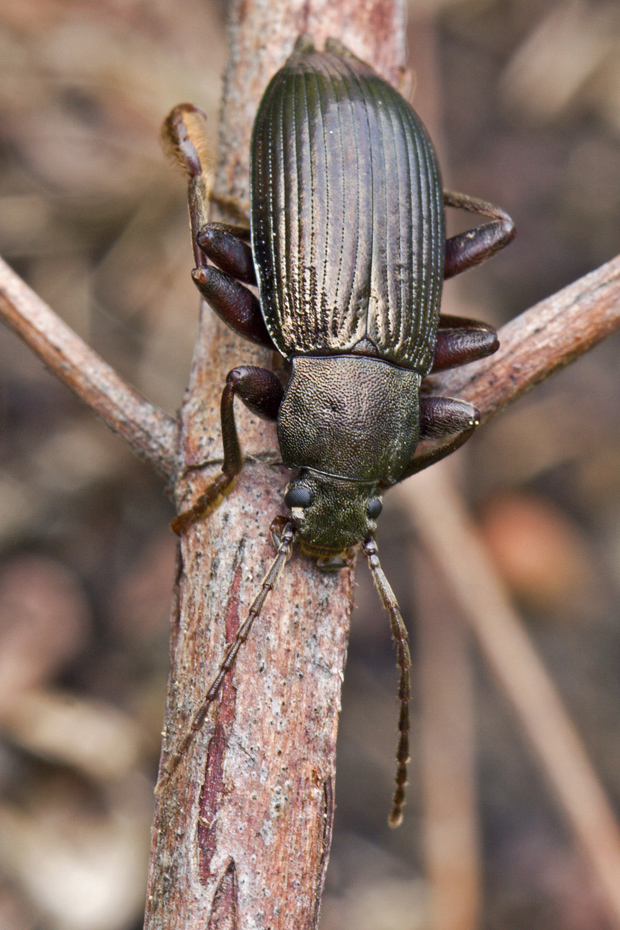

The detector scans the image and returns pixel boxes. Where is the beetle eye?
[285,486,312,509]
[367,498,383,519]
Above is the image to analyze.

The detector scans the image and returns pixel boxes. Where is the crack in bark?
[207,860,239,930]
[198,551,245,882]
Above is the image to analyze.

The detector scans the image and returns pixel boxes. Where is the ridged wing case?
[250,40,445,374]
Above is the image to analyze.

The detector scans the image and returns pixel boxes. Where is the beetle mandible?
[158,35,515,826]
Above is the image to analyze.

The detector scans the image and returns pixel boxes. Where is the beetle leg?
[196,223,256,285]
[401,425,477,480]
[444,189,515,278]
[420,395,479,439]
[431,313,499,372]
[172,367,283,534]
[397,396,480,481]
[192,264,274,349]
[162,103,213,250]
[162,104,275,349]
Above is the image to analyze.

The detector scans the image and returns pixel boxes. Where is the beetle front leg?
[420,396,479,440]
[172,367,283,534]
[399,396,479,480]
[432,313,499,372]
[444,189,515,278]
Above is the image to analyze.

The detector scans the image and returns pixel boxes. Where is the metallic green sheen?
[250,40,445,375]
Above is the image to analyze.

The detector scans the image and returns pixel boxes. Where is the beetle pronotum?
[157,35,514,827]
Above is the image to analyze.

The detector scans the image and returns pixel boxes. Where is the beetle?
[158,35,514,826]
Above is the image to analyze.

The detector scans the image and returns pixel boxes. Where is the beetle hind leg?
[162,104,275,350]
[398,396,479,481]
[172,367,284,534]
[444,189,515,278]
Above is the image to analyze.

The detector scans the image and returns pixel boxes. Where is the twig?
[0,256,177,478]
[415,547,481,930]
[428,253,620,418]
[2,233,617,486]
[397,463,620,930]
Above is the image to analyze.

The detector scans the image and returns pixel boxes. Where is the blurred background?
[1,0,620,928]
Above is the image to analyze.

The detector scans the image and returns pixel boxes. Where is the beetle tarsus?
[171,471,236,536]
[161,103,211,180]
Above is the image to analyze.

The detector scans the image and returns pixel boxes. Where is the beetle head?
[284,470,383,556]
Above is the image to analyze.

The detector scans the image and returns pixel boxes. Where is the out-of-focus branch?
[429,253,620,419]
[0,256,177,478]
[415,546,481,930]
[397,463,620,930]
[402,253,620,928]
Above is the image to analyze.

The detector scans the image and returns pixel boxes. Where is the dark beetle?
[159,35,514,825]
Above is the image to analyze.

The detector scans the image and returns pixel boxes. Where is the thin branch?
[397,464,620,930]
[415,547,481,930]
[403,254,620,926]
[5,227,615,486]
[428,253,620,419]
[0,256,177,478]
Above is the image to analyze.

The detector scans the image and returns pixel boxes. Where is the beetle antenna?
[155,520,296,794]
[362,536,412,828]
